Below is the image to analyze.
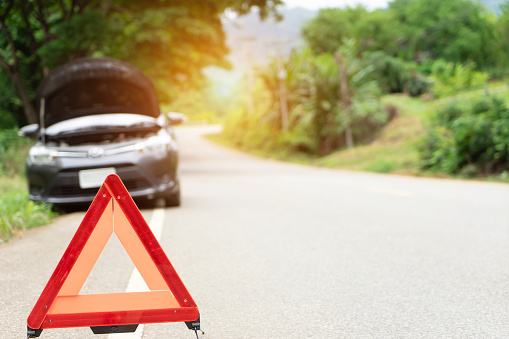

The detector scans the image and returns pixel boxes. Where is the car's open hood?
[37,57,160,127]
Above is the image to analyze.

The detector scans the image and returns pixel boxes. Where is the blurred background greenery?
[216,0,509,181]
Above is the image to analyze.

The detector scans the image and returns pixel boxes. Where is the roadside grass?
[0,176,56,242]
[0,129,57,243]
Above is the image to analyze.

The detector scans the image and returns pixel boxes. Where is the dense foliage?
[420,95,509,176]
[428,60,489,98]
[222,43,389,157]
[363,51,431,96]
[301,0,507,88]
[389,0,497,69]
[302,6,399,56]
[0,128,31,176]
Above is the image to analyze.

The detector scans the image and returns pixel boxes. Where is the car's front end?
[27,115,179,205]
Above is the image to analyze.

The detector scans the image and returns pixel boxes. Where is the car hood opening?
[37,57,160,127]
[44,114,161,147]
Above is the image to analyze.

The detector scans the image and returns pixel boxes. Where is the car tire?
[165,187,181,207]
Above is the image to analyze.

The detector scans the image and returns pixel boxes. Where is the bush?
[0,177,56,241]
[0,129,31,176]
[221,108,279,152]
[419,94,509,175]
[0,111,18,129]
[0,129,56,242]
[364,51,431,97]
[429,60,489,98]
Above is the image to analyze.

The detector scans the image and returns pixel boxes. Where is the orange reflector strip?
[49,291,179,314]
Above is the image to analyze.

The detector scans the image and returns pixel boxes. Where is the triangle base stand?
[90,324,139,334]
[27,326,43,338]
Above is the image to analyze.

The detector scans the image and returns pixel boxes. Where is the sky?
[282,0,390,10]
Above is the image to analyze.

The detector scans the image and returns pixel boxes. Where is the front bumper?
[27,150,178,205]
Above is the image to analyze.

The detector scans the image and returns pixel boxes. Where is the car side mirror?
[166,112,187,125]
[18,124,39,138]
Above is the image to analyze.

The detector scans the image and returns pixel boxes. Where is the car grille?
[47,166,152,197]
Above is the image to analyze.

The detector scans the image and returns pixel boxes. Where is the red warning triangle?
[27,174,199,331]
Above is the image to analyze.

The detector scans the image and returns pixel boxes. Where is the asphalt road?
[1,125,508,339]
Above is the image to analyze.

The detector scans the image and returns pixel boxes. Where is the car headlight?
[29,146,58,164]
[135,136,170,154]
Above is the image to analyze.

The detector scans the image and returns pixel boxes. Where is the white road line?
[108,207,166,339]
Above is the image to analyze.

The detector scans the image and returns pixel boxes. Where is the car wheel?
[165,187,181,207]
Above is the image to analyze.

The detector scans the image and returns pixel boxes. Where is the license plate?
[78,167,116,189]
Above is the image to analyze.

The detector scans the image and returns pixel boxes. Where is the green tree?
[301,5,421,98]
[302,6,399,55]
[0,0,282,126]
[334,39,386,150]
[389,0,497,69]
[493,0,509,75]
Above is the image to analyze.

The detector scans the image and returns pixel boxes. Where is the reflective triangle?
[27,174,199,330]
